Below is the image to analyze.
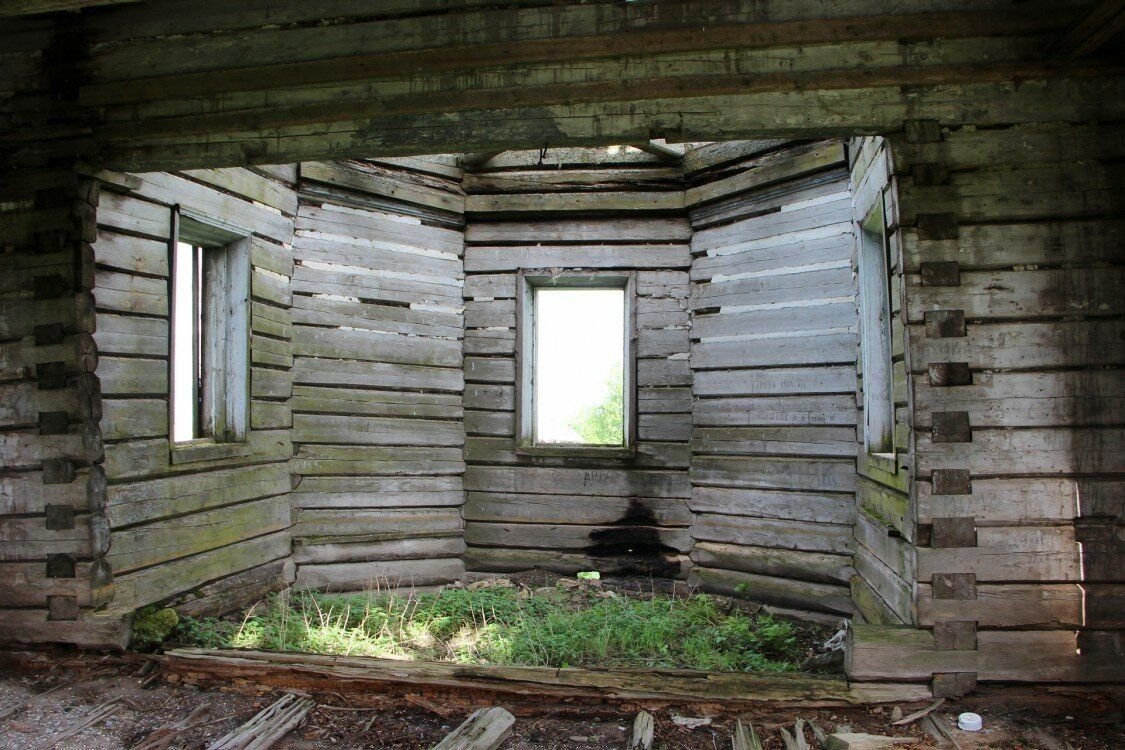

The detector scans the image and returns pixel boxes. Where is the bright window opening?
[169,221,251,447]
[171,241,202,442]
[534,287,626,445]
[517,273,634,454]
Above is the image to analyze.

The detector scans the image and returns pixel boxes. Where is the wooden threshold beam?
[160,648,932,708]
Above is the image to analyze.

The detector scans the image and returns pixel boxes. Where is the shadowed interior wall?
[93,167,298,619]
[684,141,859,620]
[459,147,694,580]
[847,123,1125,691]
[847,137,916,626]
[288,158,468,591]
[0,171,120,646]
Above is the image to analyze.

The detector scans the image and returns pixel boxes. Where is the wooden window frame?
[168,209,251,464]
[515,270,637,458]
[857,194,895,458]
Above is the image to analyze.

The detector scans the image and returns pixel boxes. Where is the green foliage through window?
[568,365,624,445]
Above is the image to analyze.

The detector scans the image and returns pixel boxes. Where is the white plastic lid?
[957,712,983,731]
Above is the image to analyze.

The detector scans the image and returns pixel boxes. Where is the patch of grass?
[175,583,803,672]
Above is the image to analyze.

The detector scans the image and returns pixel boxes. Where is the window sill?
[170,439,251,465]
[865,451,898,473]
[516,444,635,459]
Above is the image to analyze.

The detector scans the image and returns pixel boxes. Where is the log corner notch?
[0,168,126,650]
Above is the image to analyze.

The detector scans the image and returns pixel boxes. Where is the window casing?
[516,271,636,457]
[170,212,251,453]
[857,196,894,456]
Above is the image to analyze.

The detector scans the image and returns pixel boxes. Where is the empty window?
[857,196,894,455]
[170,216,250,445]
[517,273,634,453]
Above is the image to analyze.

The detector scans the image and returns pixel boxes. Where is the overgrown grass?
[176,583,803,672]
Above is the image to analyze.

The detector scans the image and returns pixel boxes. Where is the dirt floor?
[0,652,1122,749]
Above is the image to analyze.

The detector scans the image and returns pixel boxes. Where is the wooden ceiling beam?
[78,7,1081,106]
[631,142,683,163]
[1051,0,1125,57]
[0,0,137,16]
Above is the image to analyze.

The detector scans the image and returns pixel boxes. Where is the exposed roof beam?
[631,141,683,163]
[0,0,138,16]
[458,151,504,170]
[1052,0,1125,57]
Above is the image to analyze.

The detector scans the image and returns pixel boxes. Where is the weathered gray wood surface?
[289,161,466,587]
[686,142,860,616]
[461,162,693,577]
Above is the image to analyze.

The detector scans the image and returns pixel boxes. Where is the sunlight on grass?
[177,583,803,672]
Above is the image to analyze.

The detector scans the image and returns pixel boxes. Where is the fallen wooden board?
[432,706,514,750]
[161,648,894,707]
[630,710,655,750]
[207,693,314,750]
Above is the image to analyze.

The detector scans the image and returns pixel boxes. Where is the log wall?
[460,147,694,579]
[91,166,298,619]
[289,158,468,592]
[684,141,859,620]
[847,137,916,625]
[846,122,1125,690]
[0,169,126,647]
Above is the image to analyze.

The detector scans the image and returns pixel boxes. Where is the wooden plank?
[690,566,854,615]
[291,386,462,420]
[916,583,1086,628]
[160,644,868,706]
[916,428,1125,476]
[293,413,464,447]
[907,268,1125,321]
[692,366,855,396]
[465,522,691,553]
[691,456,857,493]
[293,507,462,542]
[691,541,854,585]
[110,531,291,612]
[691,332,856,370]
[917,526,1081,582]
[293,326,461,368]
[915,371,1124,429]
[691,513,852,555]
[690,486,853,525]
[685,142,845,205]
[295,204,463,257]
[912,320,1125,372]
[464,466,689,498]
[181,167,299,215]
[466,190,684,213]
[916,477,1112,525]
[465,244,690,272]
[466,218,690,244]
[296,557,464,591]
[694,396,857,427]
[431,706,514,750]
[107,463,290,528]
[464,493,690,526]
[901,220,1124,271]
[302,161,464,214]
[106,495,291,573]
[292,444,464,477]
[133,172,294,243]
[293,536,466,565]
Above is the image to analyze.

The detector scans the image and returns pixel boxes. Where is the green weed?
[176,584,803,672]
